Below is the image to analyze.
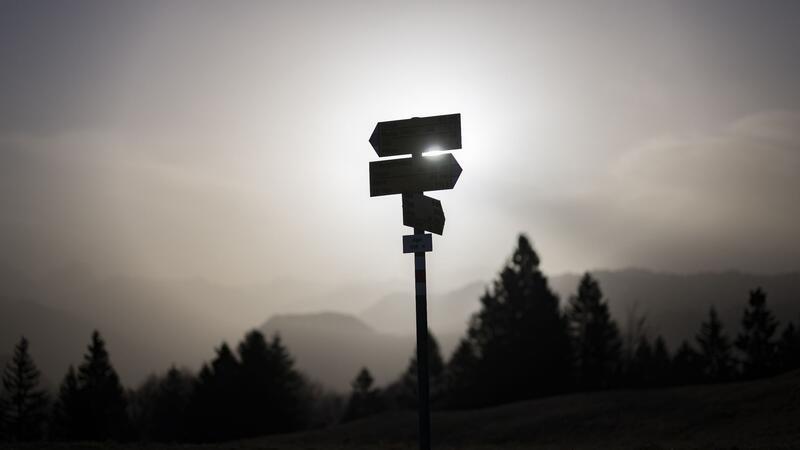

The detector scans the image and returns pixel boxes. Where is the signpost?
[369,113,462,450]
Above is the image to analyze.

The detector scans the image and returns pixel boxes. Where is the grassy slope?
[3,370,798,449]
[253,369,800,449]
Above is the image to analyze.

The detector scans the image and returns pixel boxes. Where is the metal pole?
[414,225,431,450]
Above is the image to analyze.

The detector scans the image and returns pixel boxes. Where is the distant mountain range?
[0,267,798,392]
[549,269,800,347]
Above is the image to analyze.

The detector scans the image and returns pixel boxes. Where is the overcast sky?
[1,0,799,291]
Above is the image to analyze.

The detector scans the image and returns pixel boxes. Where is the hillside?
[252,370,800,449]
[1,371,796,449]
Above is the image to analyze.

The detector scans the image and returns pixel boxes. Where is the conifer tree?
[76,331,128,441]
[777,320,800,372]
[650,336,671,387]
[237,331,307,436]
[672,340,703,385]
[735,288,779,379]
[462,235,571,406]
[189,343,241,442]
[444,339,479,409]
[342,367,383,422]
[695,307,734,382]
[397,331,445,407]
[50,366,81,440]
[139,366,194,442]
[627,335,653,387]
[1,337,48,441]
[566,273,622,390]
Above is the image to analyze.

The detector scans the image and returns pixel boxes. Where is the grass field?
[3,370,799,449]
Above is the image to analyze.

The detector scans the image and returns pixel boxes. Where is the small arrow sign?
[403,233,433,253]
[370,114,461,157]
[369,153,462,197]
[403,193,445,235]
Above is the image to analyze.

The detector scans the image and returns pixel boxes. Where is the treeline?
[0,330,317,443]
[1,234,799,442]
[343,235,800,419]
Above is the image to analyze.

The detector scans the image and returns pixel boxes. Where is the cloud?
[569,110,800,272]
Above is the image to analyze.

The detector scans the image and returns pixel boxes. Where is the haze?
[2,0,799,292]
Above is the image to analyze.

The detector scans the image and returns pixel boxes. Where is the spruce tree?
[627,335,653,387]
[264,334,308,432]
[50,366,82,440]
[650,336,671,387]
[397,331,445,408]
[672,340,703,385]
[77,331,128,441]
[777,321,800,372]
[237,331,307,437]
[695,307,734,382]
[444,339,479,409]
[1,337,48,441]
[566,273,622,390]
[462,235,571,406]
[51,331,128,441]
[146,366,194,442]
[735,288,779,379]
[342,367,383,422]
[189,343,241,442]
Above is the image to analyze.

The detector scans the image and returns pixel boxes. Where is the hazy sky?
[2,1,799,290]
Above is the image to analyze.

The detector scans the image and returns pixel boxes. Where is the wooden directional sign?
[370,113,461,157]
[369,153,462,197]
[403,194,445,235]
[403,233,433,253]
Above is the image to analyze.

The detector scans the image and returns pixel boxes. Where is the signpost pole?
[369,113,463,450]
[414,223,431,450]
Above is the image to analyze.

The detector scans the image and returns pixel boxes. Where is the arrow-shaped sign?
[403,193,445,235]
[370,113,461,157]
[369,153,462,197]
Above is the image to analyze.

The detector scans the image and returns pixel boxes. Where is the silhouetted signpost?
[369,113,462,450]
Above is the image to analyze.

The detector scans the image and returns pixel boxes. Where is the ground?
[3,370,799,449]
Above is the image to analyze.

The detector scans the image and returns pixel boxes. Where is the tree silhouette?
[189,343,241,442]
[50,366,81,440]
[342,367,384,422]
[566,273,622,390]
[129,366,194,442]
[444,338,479,409]
[626,335,652,387]
[78,331,128,440]
[0,337,48,441]
[50,331,128,441]
[695,307,734,382]
[237,331,308,437]
[396,330,445,408]
[650,336,672,387]
[188,331,309,442]
[777,320,800,372]
[672,340,703,385]
[735,288,779,379]
[460,235,571,406]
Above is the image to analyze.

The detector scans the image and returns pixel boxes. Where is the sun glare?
[422,146,446,157]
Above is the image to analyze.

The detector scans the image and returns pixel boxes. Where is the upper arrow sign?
[369,113,461,157]
[369,153,462,197]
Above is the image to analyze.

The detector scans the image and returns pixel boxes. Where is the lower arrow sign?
[369,153,462,197]
[403,193,445,235]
